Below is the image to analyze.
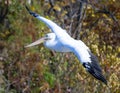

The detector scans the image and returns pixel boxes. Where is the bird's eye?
[46,34,49,37]
[45,34,51,40]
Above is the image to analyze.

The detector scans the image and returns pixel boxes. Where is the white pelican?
[25,6,107,85]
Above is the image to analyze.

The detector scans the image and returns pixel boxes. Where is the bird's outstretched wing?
[72,43,107,85]
[25,6,70,38]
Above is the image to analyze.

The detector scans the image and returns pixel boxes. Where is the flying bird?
[25,6,107,85]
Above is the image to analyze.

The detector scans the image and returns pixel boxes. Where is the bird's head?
[25,33,56,48]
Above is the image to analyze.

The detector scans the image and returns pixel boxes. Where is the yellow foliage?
[71,0,76,3]
[53,5,61,11]
[112,0,116,2]
[31,6,35,11]
[92,14,95,17]
[61,10,68,17]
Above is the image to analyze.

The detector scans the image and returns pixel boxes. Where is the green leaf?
[44,72,56,87]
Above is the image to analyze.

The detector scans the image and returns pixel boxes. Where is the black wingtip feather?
[83,52,107,85]
[83,62,107,85]
[25,5,39,17]
[25,5,30,12]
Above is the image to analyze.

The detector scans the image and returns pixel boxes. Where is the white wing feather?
[26,6,70,38]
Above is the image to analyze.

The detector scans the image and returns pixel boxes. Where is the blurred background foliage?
[0,0,120,93]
